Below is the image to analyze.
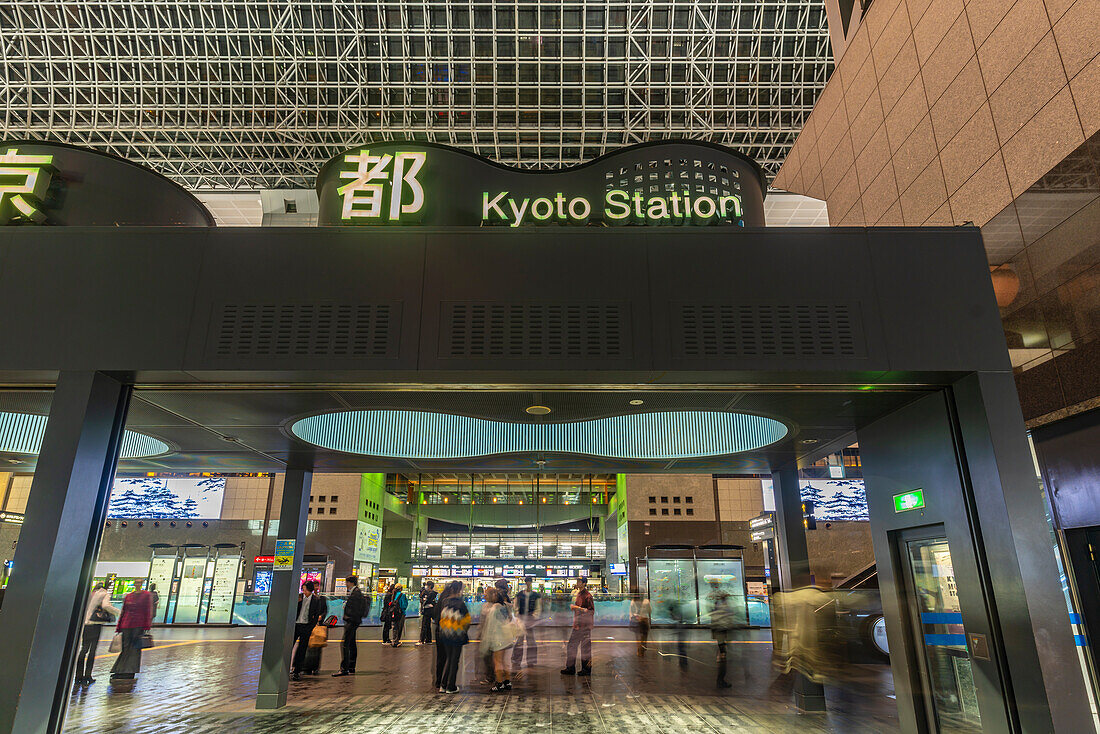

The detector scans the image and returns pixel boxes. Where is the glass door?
[902,534,982,732]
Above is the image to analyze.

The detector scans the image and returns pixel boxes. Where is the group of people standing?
[424,574,597,691]
[379,582,409,646]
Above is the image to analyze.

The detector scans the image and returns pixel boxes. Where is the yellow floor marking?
[94,640,202,660]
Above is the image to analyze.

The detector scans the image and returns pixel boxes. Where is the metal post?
[0,371,131,734]
[255,467,312,710]
[771,464,827,712]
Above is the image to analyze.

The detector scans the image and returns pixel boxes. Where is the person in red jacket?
[110,579,154,680]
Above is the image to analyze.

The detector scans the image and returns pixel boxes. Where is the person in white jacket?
[75,582,120,686]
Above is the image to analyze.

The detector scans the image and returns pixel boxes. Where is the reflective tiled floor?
[63,623,899,733]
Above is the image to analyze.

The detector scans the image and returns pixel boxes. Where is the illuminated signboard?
[0,141,214,226]
[893,489,926,513]
[609,563,628,575]
[0,148,54,223]
[316,140,767,228]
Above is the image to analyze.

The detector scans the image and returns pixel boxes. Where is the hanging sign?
[316,140,767,228]
[273,539,296,571]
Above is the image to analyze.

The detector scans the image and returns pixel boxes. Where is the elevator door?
[900,532,982,732]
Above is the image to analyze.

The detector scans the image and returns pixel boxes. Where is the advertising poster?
[273,539,295,571]
[354,521,382,564]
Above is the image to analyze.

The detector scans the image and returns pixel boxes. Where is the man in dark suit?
[291,580,326,680]
[334,575,368,676]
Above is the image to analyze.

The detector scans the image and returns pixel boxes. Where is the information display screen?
[206,554,240,624]
[147,556,176,624]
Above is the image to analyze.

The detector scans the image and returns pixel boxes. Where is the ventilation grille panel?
[675,303,862,359]
[212,303,400,359]
[440,302,629,359]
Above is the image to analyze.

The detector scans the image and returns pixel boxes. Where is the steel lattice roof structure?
[0,1,831,190]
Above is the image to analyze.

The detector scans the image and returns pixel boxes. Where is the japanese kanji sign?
[0,148,54,224]
[336,149,426,222]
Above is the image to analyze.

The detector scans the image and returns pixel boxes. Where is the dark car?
[831,564,889,659]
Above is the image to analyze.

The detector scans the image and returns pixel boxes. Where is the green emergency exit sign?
[893,489,925,513]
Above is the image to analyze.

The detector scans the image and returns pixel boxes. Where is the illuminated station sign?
[316,140,767,228]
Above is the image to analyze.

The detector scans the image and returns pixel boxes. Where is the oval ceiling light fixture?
[290,410,788,460]
[0,412,171,459]
[629,399,645,406]
[525,405,552,416]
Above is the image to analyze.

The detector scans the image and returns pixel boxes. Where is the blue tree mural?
[107,476,224,519]
[799,479,869,521]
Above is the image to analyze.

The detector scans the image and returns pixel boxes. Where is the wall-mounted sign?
[353,521,382,564]
[0,141,214,226]
[0,511,24,525]
[316,140,766,228]
[272,539,295,571]
[253,555,275,564]
[893,489,926,513]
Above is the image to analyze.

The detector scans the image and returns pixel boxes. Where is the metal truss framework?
[0,1,831,190]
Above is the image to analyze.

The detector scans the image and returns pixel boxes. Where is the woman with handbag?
[75,582,120,686]
[110,578,154,681]
[480,587,519,692]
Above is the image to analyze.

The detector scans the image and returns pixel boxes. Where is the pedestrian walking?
[709,590,736,689]
[512,576,541,668]
[417,581,438,646]
[480,587,518,691]
[560,576,595,676]
[333,575,367,676]
[110,579,154,681]
[629,586,651,657]
[75,582,120,686]
[437,581,471,693]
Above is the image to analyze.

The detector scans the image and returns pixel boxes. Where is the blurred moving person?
[417,581,438,646]
[110,579,154,681]
[629,586,651,657]
[480,586,517,691]
[512,576,541,668]
[76,582,119,686]
[334,575,367,677]
[561,576,595,676]
[708,590,737,689]
[437,581,472,693]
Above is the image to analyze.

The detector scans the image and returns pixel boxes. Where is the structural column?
[0,372,132,734]
[256,467,313,709]
[951,373,1092,732]
[771,464,827,712]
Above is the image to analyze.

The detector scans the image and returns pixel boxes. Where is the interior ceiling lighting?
[290,410,788,460]
[0,412,170,458]
[525,405,552,415]
[629,399,645,406]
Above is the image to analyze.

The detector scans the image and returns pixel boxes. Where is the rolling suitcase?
[302,642,323,675]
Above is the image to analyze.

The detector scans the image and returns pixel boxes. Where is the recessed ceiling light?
[801,438,819,444]
[525,405,552,415]
[629,399,644,406]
